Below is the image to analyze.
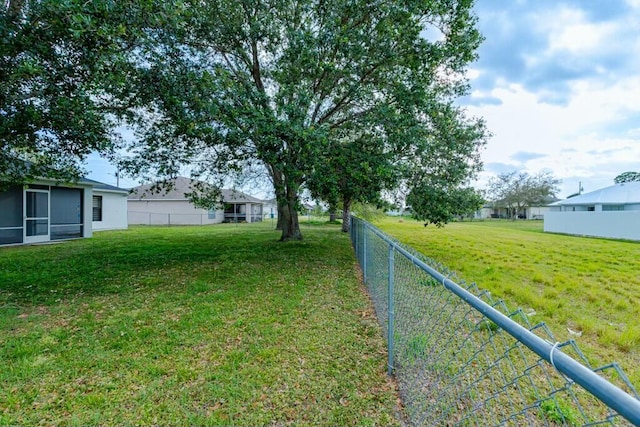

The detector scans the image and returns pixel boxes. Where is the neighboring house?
[0,178,128,247]
[544,181,640,241]
[127,177,264,225]
[476,197,557,220]
[475,205,499,219]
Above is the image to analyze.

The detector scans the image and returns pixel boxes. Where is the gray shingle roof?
[128,177,262,203]
[80,177,128,193]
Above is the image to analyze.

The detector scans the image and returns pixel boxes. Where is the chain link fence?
[127,211,268,225]
[351,216,640,426]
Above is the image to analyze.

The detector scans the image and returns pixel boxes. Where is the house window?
[0,186,24,245]
[603,205,624,211]
[587,206,595,212]
[92,195,103,221]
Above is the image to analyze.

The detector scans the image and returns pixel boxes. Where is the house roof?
[3,159,127,193]
[221,189,263,204]
[80,178,128,193]
[551,181,640,206]
[128,176,262,203]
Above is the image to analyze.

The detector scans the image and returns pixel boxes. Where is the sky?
[87,0,640,198]
[463,0,640,197]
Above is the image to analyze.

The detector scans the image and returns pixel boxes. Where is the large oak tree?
[117,0,487,241]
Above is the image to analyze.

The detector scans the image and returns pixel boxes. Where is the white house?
[0,178,128,246]
[475,203,553,220]
[127,177,264,225]
[544,181,640,241]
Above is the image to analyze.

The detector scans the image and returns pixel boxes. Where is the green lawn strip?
[0,223,400,426]
[376,218,640,387]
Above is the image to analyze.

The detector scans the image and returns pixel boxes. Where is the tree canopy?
[408,183,484,227]
[114,0,487,240]
[486,171,560,218]
[0,0,172,185]
[614,171,640,184]
[306,129,398,232]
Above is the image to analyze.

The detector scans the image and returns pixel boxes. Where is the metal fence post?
[387,243,395,376]
[351,217,355,250]
[352,218,357,256]
[350,217,354,244]
[363,224,367,283]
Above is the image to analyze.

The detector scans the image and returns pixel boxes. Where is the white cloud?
[468,72,640,197]
[549,22,616,55]
[626,0,640,8]
[530,6,617,56]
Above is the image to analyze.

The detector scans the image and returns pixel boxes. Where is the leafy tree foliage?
[3,0,487,241]
[614,171,640,184]
[115,0,486,241]
[0,0,168,186]
[486,171,560,219]
[408,184,484,227]
[307,129,398,232]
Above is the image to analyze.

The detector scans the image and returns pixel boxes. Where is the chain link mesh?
[351,217,640,426]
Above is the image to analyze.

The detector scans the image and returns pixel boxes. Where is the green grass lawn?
[375,217,640,387]
[0,223,400,426]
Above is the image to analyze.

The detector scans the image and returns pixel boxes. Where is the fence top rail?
[351,215,640,425]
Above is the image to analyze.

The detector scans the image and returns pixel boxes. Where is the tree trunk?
[280,188,303,241]
[7,0,26,21]
[329,204,337,222]
[271,168,286,230]
[276,204,285,230]
[341,198,352,233]
[268,165,303,240]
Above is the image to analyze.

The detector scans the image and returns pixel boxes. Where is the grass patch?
[539,398,579,426]
[0,223,400,425]
[375,218,640,386]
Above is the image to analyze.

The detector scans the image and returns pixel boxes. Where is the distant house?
[476,198,557,220]
[127,177,264,225]
[0,178,128,246]
[544,181,640,240]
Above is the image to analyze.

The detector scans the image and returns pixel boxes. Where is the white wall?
[544,211,640,241]
[83,187,93,238]
[128,200,224,225]
[94,191,128,231]
[526,206,551,219]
